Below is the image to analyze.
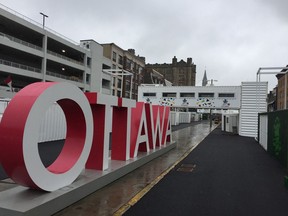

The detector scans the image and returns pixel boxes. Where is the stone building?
[145,56,196,86]
[143,68,172,86]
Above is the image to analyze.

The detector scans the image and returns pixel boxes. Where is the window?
[199,93,214,97]
[126,59,131,70]
[112,51,117,62]
[218,93,235,98]
[117,78,122,89]
[126,81,131,91]
[87,57,91,67]
[180,92,195,98]
[102,79,110,89]
[113,77,116,87]
[85,74,90,84]
[118,55,123,65]
[143,92,156,97]
[163,92,177,97]
[125,92,130,98]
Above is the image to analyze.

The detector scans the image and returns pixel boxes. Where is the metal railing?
[0,59,41,73]
[0,32,42,51]
[0,59,82,83]
[47,50,84,66]
[46,70,83,83]
[0,32,84,66]
[0,59,83,84]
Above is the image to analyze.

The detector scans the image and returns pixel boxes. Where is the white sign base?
[0,141,176,216]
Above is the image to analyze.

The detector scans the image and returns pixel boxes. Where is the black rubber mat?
[124,128,288,216]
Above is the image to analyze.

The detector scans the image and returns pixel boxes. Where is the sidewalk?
[123,128,288,216]
[54,121,215,216]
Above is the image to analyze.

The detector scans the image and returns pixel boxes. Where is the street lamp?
[40,12,48,28]
[208,79,218,86]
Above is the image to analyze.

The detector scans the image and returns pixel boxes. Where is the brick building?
[276,66,288,110]
[145,56,196,86]
[102,44,145,99]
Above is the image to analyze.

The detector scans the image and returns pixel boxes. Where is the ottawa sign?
[0,82,172,191]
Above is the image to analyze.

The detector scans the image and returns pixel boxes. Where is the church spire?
[202,69,208,86]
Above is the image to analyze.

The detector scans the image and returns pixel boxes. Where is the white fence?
[38,103,66,143]
[0,101,66,143]
[171,111,200,125]
[0,99,9,113]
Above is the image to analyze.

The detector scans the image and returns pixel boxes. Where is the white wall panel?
[170,111,179,125]
[239,82,267,137]
[259,114,268,150]
[179,112,191,123]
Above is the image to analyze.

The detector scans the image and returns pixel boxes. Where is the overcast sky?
[1,0,288,90]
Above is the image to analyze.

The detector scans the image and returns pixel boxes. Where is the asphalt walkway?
[123,128,288,216]
[53,121,214,215]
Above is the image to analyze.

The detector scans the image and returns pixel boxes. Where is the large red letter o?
[0,82,93,191]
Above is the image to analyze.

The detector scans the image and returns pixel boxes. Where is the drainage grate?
[176,164,196,172]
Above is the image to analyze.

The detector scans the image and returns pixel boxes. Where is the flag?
[4,75,13,92]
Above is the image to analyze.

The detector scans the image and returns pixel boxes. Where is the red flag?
[4,75,12,91]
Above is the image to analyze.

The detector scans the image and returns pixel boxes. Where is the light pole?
[208,79,218,86]
[40,12,48,28]
[40,12,48,81]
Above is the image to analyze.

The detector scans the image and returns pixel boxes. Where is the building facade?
[138,82,268,138]
[0,6,107,99]
[145,56,196,86]
[276,68,288,110]
[138,85,242,109]
[102,44,145,99]
[102,43,125,97]
[267,87,277,112]
[143,68,172,86]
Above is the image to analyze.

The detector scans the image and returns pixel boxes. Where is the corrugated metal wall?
[239,82,267,137]
[239,82,268,137]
